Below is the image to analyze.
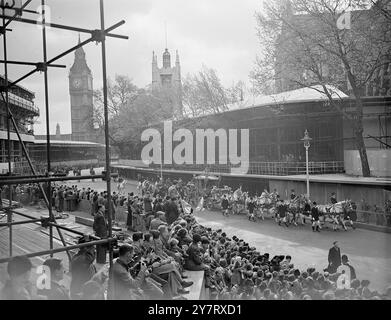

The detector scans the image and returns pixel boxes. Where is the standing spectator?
[93,205,108,264]
[90,167,95,182]
[126,193,134,231]
[103,194,116,224]
[327,241,341,274]
[143,192,154,229]
[57,186,64,213]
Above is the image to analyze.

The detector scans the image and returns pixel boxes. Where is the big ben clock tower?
[69,37,94,142]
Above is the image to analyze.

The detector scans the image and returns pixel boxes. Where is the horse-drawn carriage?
[317,200,356,231]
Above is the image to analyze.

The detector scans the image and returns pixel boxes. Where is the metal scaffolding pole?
[100,0,113,300]
[0,237,115,264]
[0,173,117,185]
[2,12,12,256]
[40,0,56,256]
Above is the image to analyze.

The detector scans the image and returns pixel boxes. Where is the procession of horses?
[134,175,357,232]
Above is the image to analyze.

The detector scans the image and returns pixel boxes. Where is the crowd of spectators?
[2,196,391,300]
[1,175,391,300]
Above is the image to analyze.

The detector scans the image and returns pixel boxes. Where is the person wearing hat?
[70,236,97,300]
[327,241,341,274]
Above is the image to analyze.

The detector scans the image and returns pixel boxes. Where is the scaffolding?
[0,0,128,299]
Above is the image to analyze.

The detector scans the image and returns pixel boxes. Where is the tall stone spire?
[71,36,91,74]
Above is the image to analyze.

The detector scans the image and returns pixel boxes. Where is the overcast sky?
[4,0,263,134]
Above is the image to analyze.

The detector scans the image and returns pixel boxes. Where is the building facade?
[0,75,39,174]
[152,48,183,117]
[69,38,94,142]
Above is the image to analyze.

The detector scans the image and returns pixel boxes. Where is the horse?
[232,189,247,215]
[117,178,126,195]
[333,200,356,230]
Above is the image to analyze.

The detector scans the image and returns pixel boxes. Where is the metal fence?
[150,161,345,176]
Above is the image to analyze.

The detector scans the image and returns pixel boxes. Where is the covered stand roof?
[33,139,105,148]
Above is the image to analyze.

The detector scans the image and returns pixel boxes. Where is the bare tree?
[251,0,391,176]
[94,74,139,117]
[182,66,241,118]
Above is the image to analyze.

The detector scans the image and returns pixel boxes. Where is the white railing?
[149,161,345,176]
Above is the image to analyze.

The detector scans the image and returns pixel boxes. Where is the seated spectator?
[112,244,147,300]
[1,256,34,300]
[150,211,167,231]
[70,237,97,300]
[184,234,209,271]
[39,258,70,300]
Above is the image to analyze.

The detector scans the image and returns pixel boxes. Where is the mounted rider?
[290,189,297,200]
[330,192,337,204]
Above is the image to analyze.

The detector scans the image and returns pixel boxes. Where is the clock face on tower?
[72,79,82,89]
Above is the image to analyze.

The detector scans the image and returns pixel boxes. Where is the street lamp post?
[301,130,312,199]
[159,144,163,181]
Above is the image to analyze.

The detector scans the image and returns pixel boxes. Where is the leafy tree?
[93,76,173,158]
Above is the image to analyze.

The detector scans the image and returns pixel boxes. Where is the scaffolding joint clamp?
[41,217,51,228]
[36,62,47,72]
[91,30,105,43]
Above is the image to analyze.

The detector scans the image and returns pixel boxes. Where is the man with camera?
[112,244,149,300]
